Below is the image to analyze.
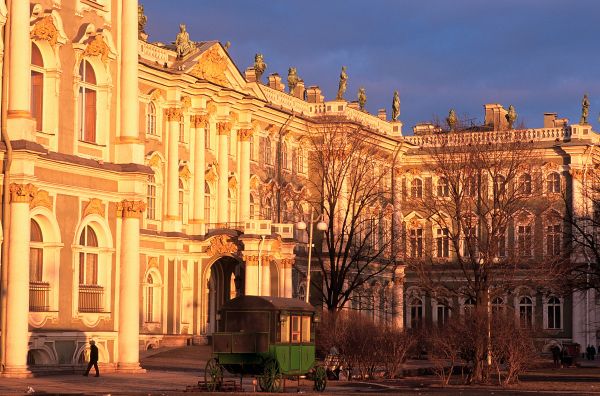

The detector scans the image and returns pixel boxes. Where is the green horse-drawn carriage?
[205,295,326,392]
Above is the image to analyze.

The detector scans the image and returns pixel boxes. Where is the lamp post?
[296,207,327,303]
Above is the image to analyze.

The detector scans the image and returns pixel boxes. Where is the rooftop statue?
[581,94,590,124]
[358,87,366,111]
[505,104,517,129]
[138,5,148,40]
[336,66,347,100]
[392,91,400,121]
[288,67,298,93]
[446,109,457,131]
[175,24,193,59]
[223,41,231,52]
[254,53,267,82]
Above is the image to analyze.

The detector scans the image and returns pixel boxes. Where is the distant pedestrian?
[83,340,99,377]
[550,345,561,368]
[592,345,597,361]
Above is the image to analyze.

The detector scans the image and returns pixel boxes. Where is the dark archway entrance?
[206,256,245,334]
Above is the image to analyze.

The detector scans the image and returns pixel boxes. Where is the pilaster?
[165,108,182,232]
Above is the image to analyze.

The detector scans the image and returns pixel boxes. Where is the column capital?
[164,107,183,122]
[217,121,232,135]
[10,183,37,203]
[280,257,295,268]
[238,128,255,141]
[116,200,147,219]
[244,255,259,266]
[191,114,209,129]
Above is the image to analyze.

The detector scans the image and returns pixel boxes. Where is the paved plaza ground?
[2,346,600,395]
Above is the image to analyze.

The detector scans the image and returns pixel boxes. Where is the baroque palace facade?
[0,0,597,376]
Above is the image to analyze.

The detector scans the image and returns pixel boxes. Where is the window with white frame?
[436,227,449,258]
[409,297,423,328]
[282,142,289,170]
[29,220,46,312]
[518,296,533,327]
[436,299,450,326]
[546,296,562,329]
[411,178,423,198]
[519,173,532,195]
[297,147,305,173]
[249,194,257,219]
[146,102,157,135]
[31,43,44,133]
[464,175,477,197]
[78,225,102,312]
[145,272,162,323]
[264,137,272,165]
[408,227,423,258]
[491,296,505,314]
[493,174,506,196]
[78,60,97,143]
[462,225,477,258]
[517,223,532,257]
[463,296,476,313]
[546,222,561,256]
[437,177,449,197]
[547,172,561,194]
[147,175,157,220]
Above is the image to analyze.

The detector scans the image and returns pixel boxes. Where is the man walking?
[83,340,100,377]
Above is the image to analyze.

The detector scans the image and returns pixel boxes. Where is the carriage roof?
[220,296,315,313]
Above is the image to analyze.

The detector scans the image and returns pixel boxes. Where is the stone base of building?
[116,362,146,374]
[1,365,32,378]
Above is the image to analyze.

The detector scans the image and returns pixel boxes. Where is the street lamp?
[296,208,327,303]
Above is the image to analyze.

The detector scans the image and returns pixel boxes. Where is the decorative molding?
[83,198,104,218]
[116,200,146,219]
[31,15,59,46]
[191,114,209,129]
[10,183,37,204]
[217,122,232,135]
[179,164,191,181]
[569,168,584,181]
[147,152,162,168]
[188,45,228,86]
[164,107,183,122]
[205,167,218,183]
[228,176,237,190]
[83,34,110,63]
[207,235,239,257]
[147,257,159,269]
[181,96,191,110]
[30,189,53,210]
[238,128,254,141]
[149,89,164,101]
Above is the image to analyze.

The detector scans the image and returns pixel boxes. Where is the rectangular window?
[31,71,44,132]
[301,316,311,343]
[291,315,301,343]
[436,228,449,258]
[79,87,97,143]
[547,224,561,256]
[279,316,290,343]
[409,228,423,258]
[517,225,532,257]
[437,304,449,326]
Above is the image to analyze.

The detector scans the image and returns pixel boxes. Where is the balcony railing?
[29,281,50,312]
[205,222,246,233]
[78,284,104,313]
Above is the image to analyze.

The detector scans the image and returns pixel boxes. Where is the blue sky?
[143,0,600,134]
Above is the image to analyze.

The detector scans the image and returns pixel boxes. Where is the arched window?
[411,178,423,198]
[437,177,449,197]
[519,173,532,195]
[78,225,101,312]
[492,297,505,314]
[146,102,157,135]
[518,296,533,327]
[146,273,155,322]
[204,182,212,222]
[263,198,272,221]
[546,222,561,256]
[409,297,423,328]
[147,175,156,220]
[282,142,288,170]
[31,43,44,132]
[464,297,476,313]
[29,219,47,312]
[297,148,305,173]
[78,60,97,143]
[265,137,272,165]
[547,172,561,193]
[546,296,561,329]
[178,179,184,219]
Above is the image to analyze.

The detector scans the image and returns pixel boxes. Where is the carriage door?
[289,315,302,371]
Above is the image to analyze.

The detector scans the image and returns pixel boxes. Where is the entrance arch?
[204,256,245,334]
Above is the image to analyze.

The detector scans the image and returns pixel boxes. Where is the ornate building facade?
[0,0,596,377]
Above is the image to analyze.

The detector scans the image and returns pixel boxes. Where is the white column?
[116,0,144,163]
[261,259,271,296]
[165,108,181,231]
[7,0,34,141]
[238,128,252,222]
[244,256,259,296]
[117,200,144,372]
[217,122,230,224]
[192,115,207,227]
[284,259,293,298]
[4,184,36,377]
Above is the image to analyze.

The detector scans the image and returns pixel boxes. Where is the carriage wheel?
[313,365,327,392]
[258,358,282,392]
[204,358,223,392]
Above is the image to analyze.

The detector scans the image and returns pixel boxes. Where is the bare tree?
[304,116,400,314]
[405,136,552,382]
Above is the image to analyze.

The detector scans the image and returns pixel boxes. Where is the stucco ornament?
[83,198,104,218]
[287,67,298,93]
[30,189,53,210]
[581,94,590,124]
[174,24,193,59]
[254,53,267,82]
[392,91,401,121]
[207,235,239,257]
[358,87,367,111]
[189,46,228,86]
[505,105,518,130]
[446,109,457,131]
[336,66,347,100]
[31,16,59,47]
[83,34,110,63]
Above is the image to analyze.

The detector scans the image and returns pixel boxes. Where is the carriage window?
[280,316,290,343]
[291,316,301,343]
[302,316,311,343]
